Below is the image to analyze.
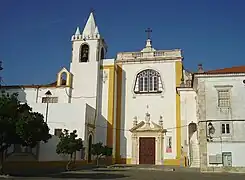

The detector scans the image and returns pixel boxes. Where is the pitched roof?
[1,80,66,89]
[204,65,245,74]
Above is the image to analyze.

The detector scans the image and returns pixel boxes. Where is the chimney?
[197,64,204,73]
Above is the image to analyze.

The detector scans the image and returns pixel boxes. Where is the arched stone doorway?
[188,123,197,137]
[188,122,200,167]
[88,134,93,162]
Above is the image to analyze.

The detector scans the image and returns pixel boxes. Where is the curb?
[0,175,14,179]
[108,166,199,172]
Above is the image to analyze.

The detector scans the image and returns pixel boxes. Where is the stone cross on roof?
[145,28,152,40]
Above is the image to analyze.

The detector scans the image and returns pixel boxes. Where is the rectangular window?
[221,123,230,134]
[218,90,230,107]
[54,129,62,137]
[42,97,58,103]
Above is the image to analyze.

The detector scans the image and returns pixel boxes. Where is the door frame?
[131,131,164,165]
[139,137,156,164]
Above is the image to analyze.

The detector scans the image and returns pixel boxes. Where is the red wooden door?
[139,137,155,164]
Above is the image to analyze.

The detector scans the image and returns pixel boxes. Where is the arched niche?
[80,44,89,62]
[56,67,73,87]
[188,122,197,139]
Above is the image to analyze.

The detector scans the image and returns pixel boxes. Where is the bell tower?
[70,11,107,103]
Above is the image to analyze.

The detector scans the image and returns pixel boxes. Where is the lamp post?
[45,90,52,123]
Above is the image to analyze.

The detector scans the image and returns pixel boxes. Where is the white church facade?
[2,12,245,171]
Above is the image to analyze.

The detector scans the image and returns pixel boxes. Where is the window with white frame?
[42,97,58,103]
[221,123,230,134]
[134,69,163,94]
[217,89,230,107]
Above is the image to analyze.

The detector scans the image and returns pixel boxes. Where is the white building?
[2,11,245,171]
[178,65,245,172]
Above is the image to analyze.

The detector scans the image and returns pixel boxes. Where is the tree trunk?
[66,153,74,171]
[66,160,72,171]
[96,156,99,167]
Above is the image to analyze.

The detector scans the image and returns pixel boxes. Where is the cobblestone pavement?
[1,168,245,180]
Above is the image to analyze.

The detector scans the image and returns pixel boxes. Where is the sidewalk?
[108,164,200,172]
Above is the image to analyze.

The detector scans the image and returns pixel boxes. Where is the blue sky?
[0,0,245,85]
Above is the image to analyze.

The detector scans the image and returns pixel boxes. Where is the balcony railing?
[116,49,182,61]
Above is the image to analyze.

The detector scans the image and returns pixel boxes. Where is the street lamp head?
[45,90,52,96]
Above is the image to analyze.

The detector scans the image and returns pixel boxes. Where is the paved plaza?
[1,167,245,180]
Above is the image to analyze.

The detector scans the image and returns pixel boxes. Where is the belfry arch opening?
[61,72,67,85]
[100,48,105,60]
[80,44,89,62]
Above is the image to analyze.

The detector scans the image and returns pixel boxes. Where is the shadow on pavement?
[93,169,128,172]
[7,171,128,179]
[5,167,129,179]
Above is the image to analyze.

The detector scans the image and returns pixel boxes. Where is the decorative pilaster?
[131,133,138,164]
[131,116,138,164]
[157,133,164,165]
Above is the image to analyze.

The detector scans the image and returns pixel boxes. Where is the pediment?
[129,121,166,133]
[58,67,69,74]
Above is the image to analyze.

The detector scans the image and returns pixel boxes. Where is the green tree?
[91,142,112,166]
[0,92,51,174]
[56,129,83,171]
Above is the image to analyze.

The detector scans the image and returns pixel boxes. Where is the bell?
[82,53,87,58]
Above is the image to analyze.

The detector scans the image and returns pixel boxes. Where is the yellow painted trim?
[175,61,182,159]
[107,66,115,148]
[163,159,181,166]
[57,67,72,87]
[115,64,122,163]
[100,65,115,69]
[119,158,131,164]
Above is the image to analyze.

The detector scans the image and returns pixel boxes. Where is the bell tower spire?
[71,11,101,41]
[69,11,107,103]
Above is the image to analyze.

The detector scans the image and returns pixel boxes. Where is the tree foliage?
[0,92,51,173]
[91,142,112,166]
[56,129,83,171]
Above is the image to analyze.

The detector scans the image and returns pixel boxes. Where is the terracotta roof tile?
[204,65,245,74]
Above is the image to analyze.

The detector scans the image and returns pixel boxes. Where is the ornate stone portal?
[129,113,166,165]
